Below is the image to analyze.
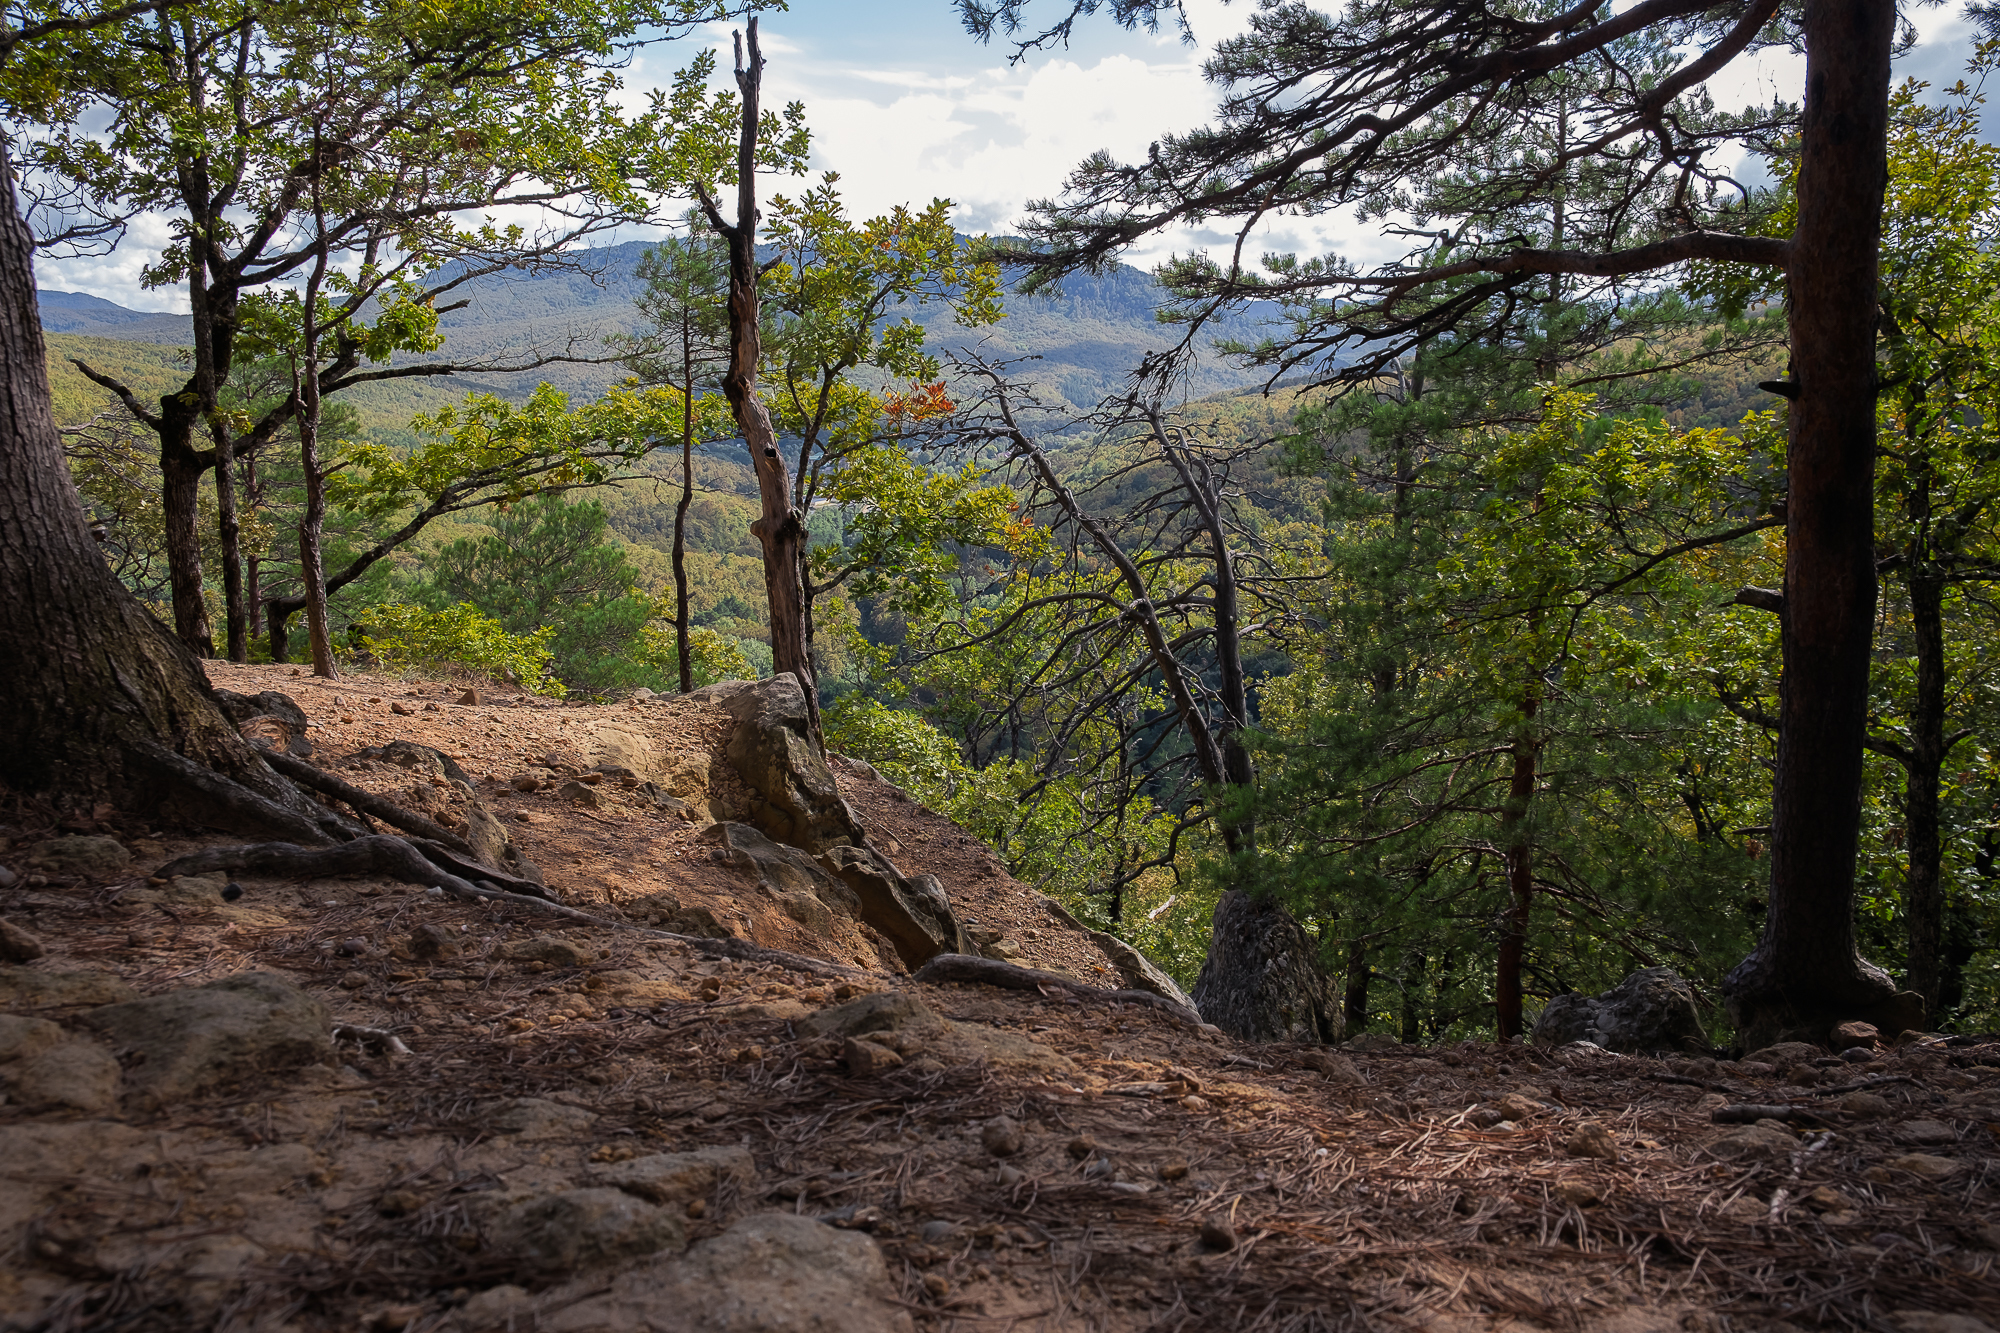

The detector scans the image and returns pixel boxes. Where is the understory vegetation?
[43,7,2000,1046]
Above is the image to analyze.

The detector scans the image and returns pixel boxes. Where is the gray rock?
[537,1212,912,1333]
[819,844,966,968]
[0,1014,66,1062]
[359,738,473,785]
[1900,1119,1957,1146]
[1531,967,1708,1055]
[487,1096,597,1139]
[0,917,47,963]
[0,864,17,888]
[557,779,605,809]
[694,676,866,853]
[5,1038,122,1111]
[1746,1041,1824,1066]
[1039,895,1195,1010]
[1705,1123,1799,1161]
[0,967,139,1009]
[80,972,331,1107]
[24,836,131,879]
[595,1145,756,1204]
[702,822,860,935]
[488,1187,686,1272]
[1192,890,1342,1043]
[1344,1032,1405,1053]
[217,689,315,758]
[798,991,937,1041]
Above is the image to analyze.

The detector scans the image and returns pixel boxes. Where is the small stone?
[594,1145,756,1205]
[1065,1135,1097,1160]
[0,917,47,963]
[1784,1063,1822,1086]
[408,923,459,961]
[377,1189,425,1217]
[502,935,589,968]
[1840,1091,1893,1119]
[456,689,483,706]
[1158,1156,1190,1181]
[920,1219,957,1244]
[391,700,416,715]
[487,1096,598,1139]
[1563,1124,1619,1162]
[0,1014,66,1062]
[339,971,369,990]
[490,1188,685,1272]
[980,1116,1024,1157]
[1832,1021,1881,1048]
[1181,1095,1210,1112]
[1885,1153,1961,1181]
[0,865,18,888]
[1805,1185,1852,1212]
[4,1038,122,1111]
[558,780,604,808]
[1890,1313,2000,1333]
[337,937,370,957]
[996,1164,1025,1187]
[1841,1046,1876,1063]
[1554,1179,1600,1207]
[510,774,542,792]
[1707,1124,1799,1161]
[922,1273,951,1298]
[842,1036,903,1076]
[1717,1195,1767,1222]
[1198,1219,1238,1252]
[221,882,244,902]
[25,836,130,879]
[1899,1119,1956,1146]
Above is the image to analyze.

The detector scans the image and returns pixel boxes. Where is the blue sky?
[41,0,1985,309]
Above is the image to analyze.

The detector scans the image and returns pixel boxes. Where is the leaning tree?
[961,0,1920,1045]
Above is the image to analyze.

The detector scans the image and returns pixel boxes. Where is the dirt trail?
[0,665,1995,1332]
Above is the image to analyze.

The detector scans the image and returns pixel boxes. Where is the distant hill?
[38,244,1282,424]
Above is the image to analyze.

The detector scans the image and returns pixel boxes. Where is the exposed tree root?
[912,953,1206,1026]
[131,740,349,845]
[262,749,476,857]
[154,837,874,981]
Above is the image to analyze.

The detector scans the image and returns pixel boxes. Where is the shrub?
[356,602,565,697]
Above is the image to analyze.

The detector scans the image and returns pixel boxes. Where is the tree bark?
[700,19,819,742]
[0,149,313,824]
[296,165,338,680]
[1722,0,1921,1048]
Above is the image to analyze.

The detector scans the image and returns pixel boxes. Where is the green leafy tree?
[28,0,763,658]
[1258,389,1783,1039]
[417,491,655,692]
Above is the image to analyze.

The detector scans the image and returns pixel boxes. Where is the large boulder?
[1532,967,1709,1055]
[1192,891,1342,1044]
[79,972,330,1107]
[819,845,968,969]
[213,688,314,758]
[694,676,865,853]
[701,822,861,936]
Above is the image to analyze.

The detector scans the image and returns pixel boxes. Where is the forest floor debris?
[1,664,1996,1331]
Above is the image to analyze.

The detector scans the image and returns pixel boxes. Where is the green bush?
[357,602,565,697]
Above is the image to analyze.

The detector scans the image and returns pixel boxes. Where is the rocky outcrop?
[79,971,331,1107]
[519,1213,914,1333]
[24,836,130,879]
[1191,890,1342,1044]
[213,688,315,757]
[819,844,968,969]
[1038,895,1195,1011]
[1531,967,1710,1055]
[701,822,862,937]
[695,676,864,853]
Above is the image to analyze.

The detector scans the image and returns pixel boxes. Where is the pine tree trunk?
[0,151,299,816]
[1494,700,1541,1042]
[213,427,248,661]
[1723,0,1921,1047]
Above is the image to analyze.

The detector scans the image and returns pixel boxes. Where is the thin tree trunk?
[1724,0,1918,1046]
[701,19,819,740]
[295,159,338,681]
[1494,692,1541,1041]
[674,336,695,692]
[213,422,247,660]
[1343,939,1371,1034]
[1902,572,1947,1014]
[158,418,214,656]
